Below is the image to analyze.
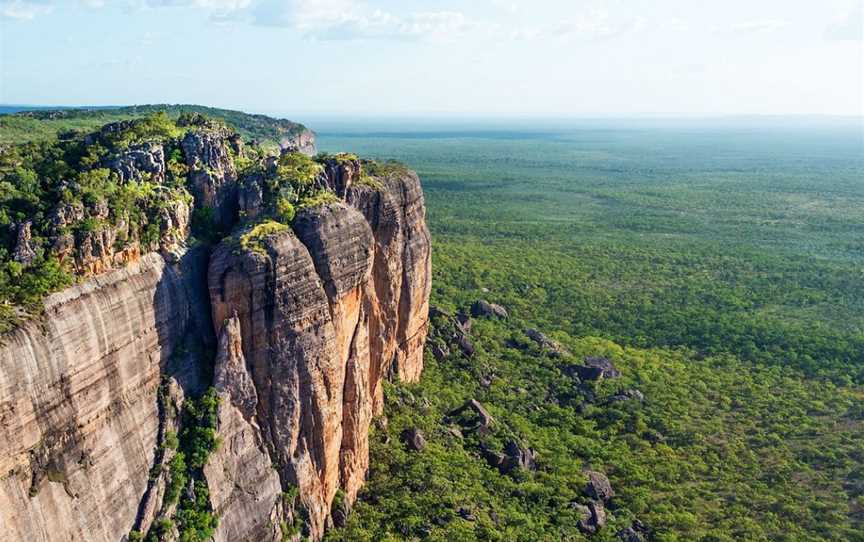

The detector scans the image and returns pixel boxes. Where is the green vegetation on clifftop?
[0,104,309,146]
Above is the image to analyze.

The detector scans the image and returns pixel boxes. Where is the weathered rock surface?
[584,470,615,502]
[0,250,209,542]
[206,316,285,542]
[0,155,430,542]
[203,171,429,540]
[346,171,432,398]
[617,521,650,542]
[106,141,166,183]
[450,399,495,435]
[525,328,569,357]
[484,440,538,474]
[575,500,607,535]
[182,128,238,228]
[568,356,621,381]
[471,299,509,319]
[281,128,317,155]
[319,156,361,198]
[12,220,37,266]
[401,428,427,452]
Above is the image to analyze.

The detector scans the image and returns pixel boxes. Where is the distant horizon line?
[1,103,861,121]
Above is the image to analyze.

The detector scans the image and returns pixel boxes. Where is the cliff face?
[0,250,211,541]
[0,140,430,541]
[208,171,431,539]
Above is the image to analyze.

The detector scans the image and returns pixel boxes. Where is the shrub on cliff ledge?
[238,220,290,254]
[276,152,323,190]
[363,159,410,179]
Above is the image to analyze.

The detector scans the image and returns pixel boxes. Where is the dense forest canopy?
[317,122,864,541]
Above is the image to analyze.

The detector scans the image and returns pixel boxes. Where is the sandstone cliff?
[0,250,212,541]
[0,122,430,541]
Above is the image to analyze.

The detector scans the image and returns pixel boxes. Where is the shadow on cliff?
[131,244,218,532]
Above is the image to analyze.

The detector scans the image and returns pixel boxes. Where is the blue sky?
[0,0,861,116]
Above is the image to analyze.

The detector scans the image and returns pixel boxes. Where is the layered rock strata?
[208,173,431,538]
[0,250,210,541]
[0,154,431,541]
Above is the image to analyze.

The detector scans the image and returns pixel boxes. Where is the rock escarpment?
[208,174,431,539]
[0,120,430,541]
[0,250,211,541]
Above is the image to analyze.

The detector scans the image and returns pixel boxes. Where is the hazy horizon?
[1,0,862,117]
[2,103,862,124]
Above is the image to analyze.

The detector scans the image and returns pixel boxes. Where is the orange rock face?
[208,172,431,539]
[0,164,430,542]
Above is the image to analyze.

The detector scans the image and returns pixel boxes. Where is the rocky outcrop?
[525,328,569,357]
[584,470,615,502]
[318,156,361,198]
[471,300,509,319]
[449,399,495,435]
[281,128,317,155]
[401,428,427,452]
[575,501,607,535]
[567,356,621,381]
[483,440,537,474]
[106,141,166,184]
[207,177,431,538]
[617,521,651,542]
[12,220,37,266]
[37,139,192,277]
[0,131,429,542]
[182,128,238,228]
[347,171,432,394]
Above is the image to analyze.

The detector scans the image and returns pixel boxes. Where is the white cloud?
[489,0,518,15]
[727,19,790,34]
[0,0,642,43]
[250,0,487,41]
[139,0,251,10]
[509,9,644,42]
[1,0,52,19]
[824,2,863,41]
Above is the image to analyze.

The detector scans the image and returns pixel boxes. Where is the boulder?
[430,342,450,361]
[504,440,537,472]
[471,300,509,319]
[12,221,38,266]
[617,520,650,542]
[568,356,621,381]
[458,507,477,521]
[456,312,473,333]
[456,332,476,358]
[583,470,615,502]
[401,428,427,452]
[609,389,645,403]
[525,328,569,357]
[450,399,495,433]
[576,501,606,535]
